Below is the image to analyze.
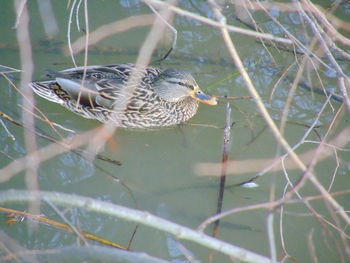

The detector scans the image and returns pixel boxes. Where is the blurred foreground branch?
[0,190,271,263]
[195,125,350,176]
[67,14,156,55]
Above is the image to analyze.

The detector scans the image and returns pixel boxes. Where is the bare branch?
[0,190,271,263]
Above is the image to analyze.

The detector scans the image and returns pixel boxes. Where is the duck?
[30,63,217,128]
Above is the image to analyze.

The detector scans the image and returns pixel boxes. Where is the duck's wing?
[33,65,134,109]
[59,64,133,82]
[31,64,161,110]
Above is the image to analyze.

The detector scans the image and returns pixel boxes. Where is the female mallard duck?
[30,63,217,128]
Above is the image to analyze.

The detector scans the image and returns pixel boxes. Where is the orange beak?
[191,89,217,105]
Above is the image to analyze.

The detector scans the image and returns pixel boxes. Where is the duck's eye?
[91,73,102,79]
[168,80,186,86]
[188,85,195,90]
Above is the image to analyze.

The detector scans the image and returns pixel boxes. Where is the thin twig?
[146,2,177,62]
[0,128,104,182]
[0,111,122,166]
[0,119,15,141]
[200,1,350,231]
[297,0,350,113]
[2,72,66,140]
[143,0,293,45]
[45,200,89,245]
[216,95,252,100]
[198,189,350,234]
[0,190,271,263]
[1,206,124,250]
[0,229,37,263]
[209,103,231,262]
[67,0,78,67]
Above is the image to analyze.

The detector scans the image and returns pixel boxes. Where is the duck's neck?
[177,97,199,121]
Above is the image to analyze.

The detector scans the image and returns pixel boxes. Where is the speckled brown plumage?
[30,63,217,128]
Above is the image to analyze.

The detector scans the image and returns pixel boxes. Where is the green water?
[0,1,349,262]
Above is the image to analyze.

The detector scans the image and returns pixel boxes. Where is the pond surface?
[0,1,349,262]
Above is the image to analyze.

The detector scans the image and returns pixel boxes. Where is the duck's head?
[152,69,217,105]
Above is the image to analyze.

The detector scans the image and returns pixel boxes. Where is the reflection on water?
[0,1,349,262]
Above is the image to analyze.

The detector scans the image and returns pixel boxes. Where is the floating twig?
[216,95,252,100]
[1,206,127,250]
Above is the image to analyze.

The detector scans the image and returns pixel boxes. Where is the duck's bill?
[193,92,217,105]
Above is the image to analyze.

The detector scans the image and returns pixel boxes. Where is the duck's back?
[30,64,199,128]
